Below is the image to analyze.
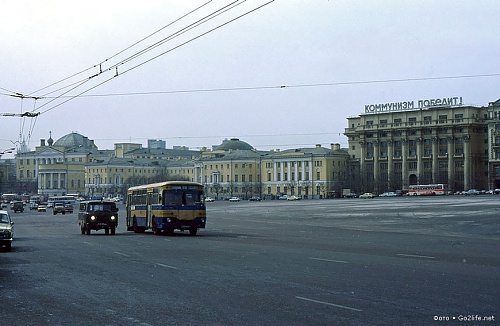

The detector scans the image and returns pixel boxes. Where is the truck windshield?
[89,203,115,211]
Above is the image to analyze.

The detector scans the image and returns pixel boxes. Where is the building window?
[438,115,448,123]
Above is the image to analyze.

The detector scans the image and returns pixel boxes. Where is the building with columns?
[16,132,102,196]
[344,99,500,194]
[261,143,350,199]
[200,138,350,199]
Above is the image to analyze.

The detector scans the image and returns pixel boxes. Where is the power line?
[26,0,215,97]
[34,1,275,116]
[30,72,500,99]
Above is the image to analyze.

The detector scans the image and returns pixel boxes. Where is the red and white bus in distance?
[408,184,447,196]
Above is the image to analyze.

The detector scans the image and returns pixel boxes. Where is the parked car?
[287,195,300,201]
[379,192,397,197]
[465,189,480,196]
[249,196,261,202]
[0,210,14,251]
[205,197,215,202]
[359,192,376,199]
[278,195,289,200]
[228,197,241,202]
[344,193,358,198]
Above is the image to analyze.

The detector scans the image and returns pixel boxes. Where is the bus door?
[146,191,153,229]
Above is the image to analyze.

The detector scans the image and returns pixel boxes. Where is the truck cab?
[78,200,118,235]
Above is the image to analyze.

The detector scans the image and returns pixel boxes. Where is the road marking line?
[157,263,178,270]
[397,253,435,259]
[114,251,130,257]
[310,257,350,264]
[296,296,362,312]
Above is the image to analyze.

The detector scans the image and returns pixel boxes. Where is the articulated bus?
[126,181,206,236]
[408,184,447,196]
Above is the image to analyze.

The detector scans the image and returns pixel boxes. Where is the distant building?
[200,138,350,199]
[261,143,350,199]
[148,139,166,149]
[16,132,99,196]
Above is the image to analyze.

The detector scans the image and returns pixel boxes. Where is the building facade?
[344,99,500,194]
[200,139,350,199]
[261,144,350,199]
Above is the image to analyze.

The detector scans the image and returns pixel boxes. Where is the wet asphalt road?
[1,196,498,325]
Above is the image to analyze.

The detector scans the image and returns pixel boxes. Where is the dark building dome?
[217,138,253,151]
[53,132,97,149]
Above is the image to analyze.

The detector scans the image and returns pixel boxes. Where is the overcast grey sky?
[1,0,499,158]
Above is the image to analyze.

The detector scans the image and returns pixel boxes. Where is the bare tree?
[212,183,223,200]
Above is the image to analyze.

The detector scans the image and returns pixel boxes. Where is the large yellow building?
[200,138,350,199]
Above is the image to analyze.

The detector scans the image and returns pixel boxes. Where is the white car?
[228,197,241,202]
[205,197,215,202]
[379,192,397,197]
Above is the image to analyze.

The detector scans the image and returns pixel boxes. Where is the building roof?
[216,138,254,151]
[53,132,97,149]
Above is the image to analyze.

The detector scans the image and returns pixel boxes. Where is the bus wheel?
[189,228,198,236]
[110,226,116,235]
[105,228,109,235]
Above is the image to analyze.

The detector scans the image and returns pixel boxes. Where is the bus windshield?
[163,189,203,206]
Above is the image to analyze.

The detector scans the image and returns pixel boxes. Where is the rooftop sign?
[364,96,463,114]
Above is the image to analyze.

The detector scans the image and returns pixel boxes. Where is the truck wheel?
[6,243,11,251]
[81,224,85,235]
[86,226,91,235]
[189,228,198,236]
[111,226,116,235]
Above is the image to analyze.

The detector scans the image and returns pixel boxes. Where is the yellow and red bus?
[408,184,447,196]
[126,181,206,236]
